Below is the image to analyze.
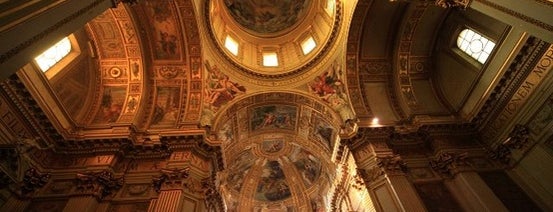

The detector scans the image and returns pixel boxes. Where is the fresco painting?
[311,196,326,212]
[227,150,256,192]
[255,160,291,201]
[250,105,297,131]
[151,87,180,125]
[204,61,246,109]
[225,0,310,34]
[313,116,333,150]
[308,63,355,122]
[261,140,284,153]
[289,147,321,187]
[218,120,234,144]
[144,1,181,60]
[94,87,126,123]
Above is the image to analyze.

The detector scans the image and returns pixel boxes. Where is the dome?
[207,0,340,79]
[224,0,312,35]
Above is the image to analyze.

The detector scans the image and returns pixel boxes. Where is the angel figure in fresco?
[309,63,356,122]
[309,64,344,101]
[204,61,246,108]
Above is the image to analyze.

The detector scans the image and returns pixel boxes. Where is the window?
[301,36,317,55]
[224,35,239,56]
[456,28,495,64]
[35,37,72,72]
[326,0,335,15]
[263,52,279,67]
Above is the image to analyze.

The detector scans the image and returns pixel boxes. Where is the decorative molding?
[152,167,190,193]
[488,144,511,165]
[390,0,472,8]
[1,77,63,148]
[75,170,124,199]
[357,167,385,184]
[434,0,472,8]
[488,124,530,165]
[429,152,469,177]
[201,176,225,211]
[502,124,530,150]
[534,0,553,7]
[378,154,408,175]
[203,0,344,80]
[474,0,553,32]
[111,0,139,7]
[346,2,375,119]
[482,43,552,143]
[20,168,51,196]
[474,38,548,136]
[352,169,367,190]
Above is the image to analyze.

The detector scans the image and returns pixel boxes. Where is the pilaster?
[356,147,426,212]
[62,196,99,212]
[445,172,508,212]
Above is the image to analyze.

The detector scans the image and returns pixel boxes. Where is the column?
[149,168,193,212]
[445,172,508,212]
[429,151,508,211]
[149,190,184,212]
[64,170,123,212]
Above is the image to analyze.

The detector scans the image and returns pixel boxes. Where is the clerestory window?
[35,37,72,72]
[456,28,495,64]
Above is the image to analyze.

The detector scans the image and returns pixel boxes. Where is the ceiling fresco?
[221,139,330,210]
[84,6,145,125]
[224,0,311,34]
[206,0,342,82]
[142,1,183,60]
[205,92,340,209]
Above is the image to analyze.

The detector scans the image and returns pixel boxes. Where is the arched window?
[34,37,72,72]
[456,28,495,64]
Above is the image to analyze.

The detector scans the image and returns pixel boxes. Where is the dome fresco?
[224,0,311,34]
[224,144,323,203]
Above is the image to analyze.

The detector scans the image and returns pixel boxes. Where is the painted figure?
[205,62,246,108]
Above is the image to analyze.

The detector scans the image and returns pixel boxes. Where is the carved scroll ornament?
[75,170,124,199]
[429,152,469,177]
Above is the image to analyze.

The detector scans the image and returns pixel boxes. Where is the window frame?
[455,28,496,65]
[33,34,80,79]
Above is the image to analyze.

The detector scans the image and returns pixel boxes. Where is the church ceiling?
[224,0,311,34]
[82,1,203,130]
[1,0,524,209]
